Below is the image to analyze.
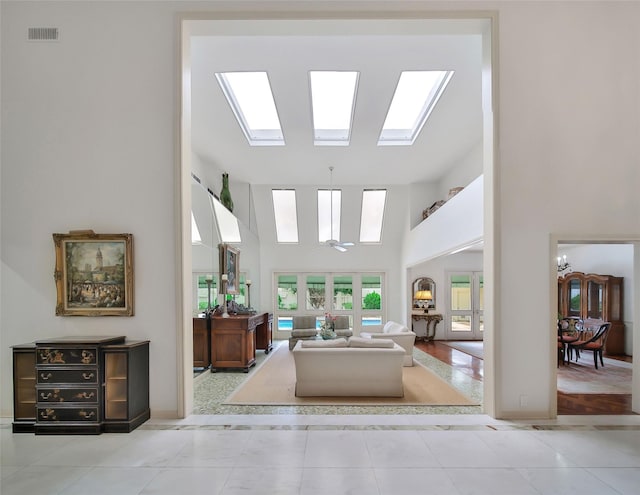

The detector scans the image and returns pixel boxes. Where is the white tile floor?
[2,414,640,494]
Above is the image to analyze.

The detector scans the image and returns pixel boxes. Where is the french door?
[447,271,484,340]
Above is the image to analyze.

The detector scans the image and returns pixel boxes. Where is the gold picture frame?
[219,243,240,295]
[53,230,134,316]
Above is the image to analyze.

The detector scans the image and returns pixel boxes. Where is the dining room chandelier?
[557,255,571,273]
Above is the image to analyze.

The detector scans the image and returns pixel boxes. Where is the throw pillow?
[348,336,395,348]
[383,321,409,333]
[300,338,348,348]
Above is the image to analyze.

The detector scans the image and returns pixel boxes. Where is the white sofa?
[292,337,405,397]
[360,321,417,366]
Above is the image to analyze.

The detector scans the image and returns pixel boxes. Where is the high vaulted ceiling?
[189,19,485,187]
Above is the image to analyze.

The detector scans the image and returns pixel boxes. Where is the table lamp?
[414,290,433,313]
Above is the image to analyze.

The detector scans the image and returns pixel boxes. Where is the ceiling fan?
[324,166,354,252]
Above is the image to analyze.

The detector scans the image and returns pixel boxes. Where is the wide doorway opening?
[180,14,496,417]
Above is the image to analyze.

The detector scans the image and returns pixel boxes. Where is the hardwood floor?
[415,340,635,415]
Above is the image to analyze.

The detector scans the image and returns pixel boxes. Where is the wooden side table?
[411,313,443,341]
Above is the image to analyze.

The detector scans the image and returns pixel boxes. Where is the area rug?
[224,342,477,406]
[442,341,484,359]
[557,357,632,394]
[441,340,631,394]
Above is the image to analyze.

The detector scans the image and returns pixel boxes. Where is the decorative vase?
[320,324,336,340]
[220,173,234,212]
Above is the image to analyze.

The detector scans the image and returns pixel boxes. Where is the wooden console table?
[411,313,443,341]
[210,312,272,372]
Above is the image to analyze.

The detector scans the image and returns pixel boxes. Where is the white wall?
[405,174,483,266]
[0,1,180,417]
[2,1,639,420]
[436,142,483,201]
[408,143,482,230]
[495,2,640,417]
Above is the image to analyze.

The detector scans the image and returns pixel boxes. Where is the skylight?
[359,189,386,243]
[215,71,284,146]
[378,70,454,146]
[191,211,202,244]
[211,195,241,243]
[272,189,299,243]
[310,71,359,146]
[317,189,341,242]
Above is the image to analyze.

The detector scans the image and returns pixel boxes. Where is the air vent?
[28,27,59,42]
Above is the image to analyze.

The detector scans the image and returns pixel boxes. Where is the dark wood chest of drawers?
[12,336,149,434]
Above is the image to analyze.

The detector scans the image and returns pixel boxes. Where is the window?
[361,274,382,327]
[306,275,326,310]
[215,71,284,146]
[211,195,241,243]
[359,189,386,243]
[272,189,299,242]
[378,70,454,146]
[191,211,202,245]
[194,274,218,314]
[333,275,353,310]
[273,272,385,333]
[277,275,298,311]
[310,71,359,145]
[194,273,251,313]
[317,189,341,242]
[276,274,298,331]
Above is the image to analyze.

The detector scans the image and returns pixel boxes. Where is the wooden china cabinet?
[557,272,625,355]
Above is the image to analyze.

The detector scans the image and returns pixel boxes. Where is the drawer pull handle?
[40,372,53,381]
[75,392,95,400]
[82,372,95,380]
[40,408,57,420]
[40,392,53,400]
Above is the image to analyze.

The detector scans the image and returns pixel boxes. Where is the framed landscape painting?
[53,231,134,316]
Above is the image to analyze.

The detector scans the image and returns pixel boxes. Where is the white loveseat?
[360,321,417,366]
[292,337,405,397]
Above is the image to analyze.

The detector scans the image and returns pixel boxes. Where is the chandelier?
[557,254,571,273]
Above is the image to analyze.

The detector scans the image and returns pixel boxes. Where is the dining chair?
[566,322,611,369]
[557,318,581,364]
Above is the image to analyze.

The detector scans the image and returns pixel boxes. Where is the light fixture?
[205,274,213,316]
[221,273,230,318]
[414,290,433,313]
[246,279,252,310]
[557,255,571,274]
[320,166,354,252]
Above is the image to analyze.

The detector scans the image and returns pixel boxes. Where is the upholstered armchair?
[360,321,416,366]
[288,315,318,350]
[333,315,353,339]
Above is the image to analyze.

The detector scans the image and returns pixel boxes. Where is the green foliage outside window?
[363,292,381,309]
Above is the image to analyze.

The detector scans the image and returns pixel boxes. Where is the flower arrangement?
[319,312,337,339]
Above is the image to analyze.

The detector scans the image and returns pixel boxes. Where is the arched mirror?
[412,277,436,313]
